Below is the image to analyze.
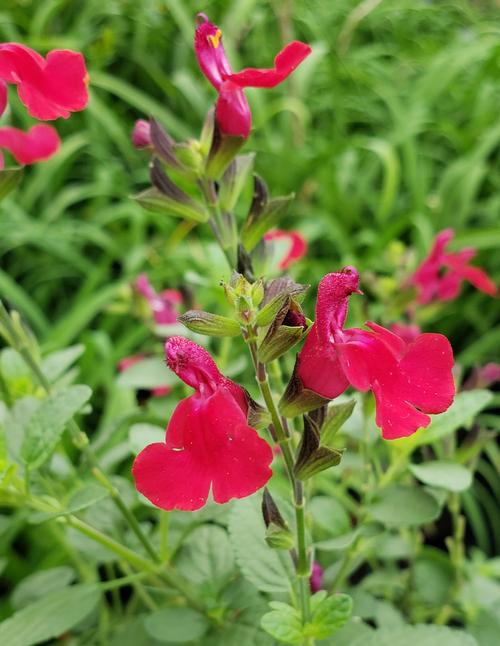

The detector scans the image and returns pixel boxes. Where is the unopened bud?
[179,310,240,337]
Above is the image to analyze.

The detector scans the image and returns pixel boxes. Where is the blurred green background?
[1,0,500,389]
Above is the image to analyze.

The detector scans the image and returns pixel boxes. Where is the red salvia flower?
[264,229,308,270]
[410,229,497,304]
[194,13,311,138]
[132,337,273,511]
[0,43,89,120]
[296,267,455,439]
[0,124,59,168]
[135,273,182,325]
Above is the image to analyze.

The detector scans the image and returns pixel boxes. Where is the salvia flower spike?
[194,13,311,138]
[132,337,273,511]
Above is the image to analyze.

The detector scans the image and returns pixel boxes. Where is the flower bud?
[262,489,294,550]
[131,119,151,149]
[294,416,343,481]
[179,310,241,337]
[257,299,310,364]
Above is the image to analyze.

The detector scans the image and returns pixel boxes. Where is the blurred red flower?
[410,229,497,304]
[135,273,182,326]
[264,229,307,270]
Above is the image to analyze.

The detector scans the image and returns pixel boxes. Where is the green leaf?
[116,357,177,389]
[413,391,492,447]
[0,168,23,201]
[177,525,235,596]
[21,385,92,469]
[306,593,352,640]
[11,567,75,610]
[128,424,165,454]
[0,584,100,646]
[410,461,473,492]
[467,606,500,646]
[228,495,294,593]
[241,194,294,252]
[261,602,303,644]
[368,485,441,527]
[413,548,454,607]
[41,345,84,383]
[144,608,209,643]
[309,496,351,537]
[28,483,109,524]
[361,625,478,646]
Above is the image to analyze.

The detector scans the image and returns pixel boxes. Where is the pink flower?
[135,273,182,325]
[390,322,421,345]
[310,561,324,593]
[0,43,89,120]
[194,13,311,138]
[264,229,307,270]
[295,267,455,439]
[132,337,273,511]
[0,124,59,168]
[131,119,151,149]
[118,354,171,398]
[410,229,497,304]
[463,362,500,391]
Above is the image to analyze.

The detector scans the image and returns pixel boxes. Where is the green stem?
[245,329,311,624]
[199,178,237,269]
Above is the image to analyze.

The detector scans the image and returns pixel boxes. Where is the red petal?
[227,41,311,88]
[0,80,7,117]
[0,124,60,165]
[457,265,497,297]
[132,391,272,511]
[264,229,307,270]
[216,82,251,137]
[315,267,361,342]
[398,333,455,414]
[297,325,349,399]
[0,44,88,120]
[194,16,232,90]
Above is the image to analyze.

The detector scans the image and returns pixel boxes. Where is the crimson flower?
[410,229,497,304]
[0,43,88,120]
[135,273,182,325]
[294,267,455,439]
[264,229,308,270]
[194,13,311,138]
[132,337,273,511]
[0,42,88,168]
[0,124,59,167]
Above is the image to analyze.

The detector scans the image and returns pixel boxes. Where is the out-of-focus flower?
[410,229,497,304]
[194,13,311,138]
[463,362,500,391]
[131,119,151,149]
[132,337,273,511]
[310,561,324,593]
[390,322,421,345]
[135,273,182,325]
[118,353,171,398]
[0,42,88,169]
[0,124,59,168]
[0,43,89,120]
[264,229,308,270]
[283,267,455,439]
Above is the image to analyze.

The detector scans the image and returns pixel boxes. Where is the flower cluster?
[0,43,88,167]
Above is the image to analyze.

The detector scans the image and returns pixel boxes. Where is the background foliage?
[0,0,500,644]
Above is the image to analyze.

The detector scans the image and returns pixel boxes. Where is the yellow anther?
[208,29,222,48]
